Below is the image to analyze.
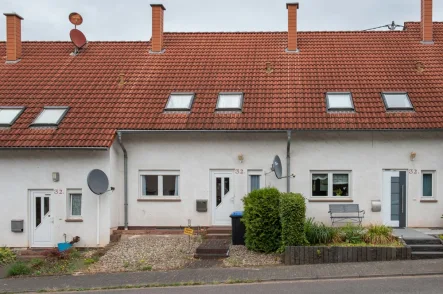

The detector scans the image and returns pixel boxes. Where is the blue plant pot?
[57,242,72,252]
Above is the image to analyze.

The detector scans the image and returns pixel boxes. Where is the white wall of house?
[121,131,443,229]
[0,149,113,247]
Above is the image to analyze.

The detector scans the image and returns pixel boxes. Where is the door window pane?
[224,178,230,195]
[216,177,222,207]
[312,174,328,196]
[36,197,42,227]
[71,194,82,216]
[333,174,349,196]
[423,174,433,197]
[250,175,260,191]
[391,177,400,221]
[163,175,179,196]
[44,197,50,216]
[142,175,159,196]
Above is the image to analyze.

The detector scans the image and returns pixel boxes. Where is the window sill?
[309,198,353,203]
[420,199,438,203]
[138,198,181,202]
[65,218,83,222]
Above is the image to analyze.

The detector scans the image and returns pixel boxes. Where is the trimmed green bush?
[280,193,307,249]
[242,187,281,253]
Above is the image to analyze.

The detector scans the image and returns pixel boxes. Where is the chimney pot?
[421,0,433,44]
[150,4,166,53]
[4,13,24,62]
[286,3,299,53]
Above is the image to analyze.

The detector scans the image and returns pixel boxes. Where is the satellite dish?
[272,155,283,179]
[70,29,87,49]
[87,169,109,195]
[69,12,83,26]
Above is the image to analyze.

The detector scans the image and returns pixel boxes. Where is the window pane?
[384,94,412,109]
[44,197,50,216]
[312,174,328,196]
[33,108,67,125]
[36,197,42,227]
[423,174,433,197]
[0,109,21,125]
[333,174,349,196]
[224,177,230,195]
[327,94,353,109]
[216,177,222,207]
[250,175,260,191]
[142,175,159,196]
[217,94,242,109]
[71,194,82,216]
[166,95,193,110]
[163,175,179,196]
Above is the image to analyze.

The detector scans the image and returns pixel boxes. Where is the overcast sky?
[2,0,443,41]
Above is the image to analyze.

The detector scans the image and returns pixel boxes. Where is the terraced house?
[1,1,443,248]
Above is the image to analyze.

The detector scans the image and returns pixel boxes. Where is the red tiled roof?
[1,22,443,148]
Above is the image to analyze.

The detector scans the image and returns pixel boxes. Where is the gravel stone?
[223,245,282,267]
[89,235,201,272]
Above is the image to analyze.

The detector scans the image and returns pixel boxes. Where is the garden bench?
[328,204,365,226]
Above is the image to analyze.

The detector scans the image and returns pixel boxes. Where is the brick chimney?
[286,3,299,52]
[150,4,166,53]
[4,13,24,63]
[421,0,433,44]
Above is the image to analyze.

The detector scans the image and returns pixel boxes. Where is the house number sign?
[234,169,244,175]
[53,189,64,194]
[408,169,420,175]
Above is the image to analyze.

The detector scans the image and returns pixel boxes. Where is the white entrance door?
[382,170,407,227]
[30,191,54,247]
[212,171,235,226]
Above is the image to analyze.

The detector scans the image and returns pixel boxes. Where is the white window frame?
[381,92,414,111]
[139,170,180,198]
[31,106,69,127]
[421,171,436,199]
[67,189,82,219]
[164,92,195,111]
[326,92,355,112]
[247,170,263,193]
[310,171,352,198]
[0,106,25,127]
[216,92,244,111]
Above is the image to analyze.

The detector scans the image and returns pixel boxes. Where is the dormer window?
[382,92,414,111]
[0,107,25,127]
[326,92,354,111]
[216,92,244,111]
[165,93,195,111]
[31,107,69,127]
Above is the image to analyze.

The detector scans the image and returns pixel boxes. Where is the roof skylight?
[382,93,414,111]
[32,107,69,126]
[165,93,195,111]
[326,92,354,111]
[0,107,25,127]
[216,93,244,111]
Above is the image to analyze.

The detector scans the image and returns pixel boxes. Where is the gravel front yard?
[90,235,201,272]
[223,245,282,267]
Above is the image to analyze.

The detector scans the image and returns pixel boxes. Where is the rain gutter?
[287,130,291,193]
[117,131,129,230]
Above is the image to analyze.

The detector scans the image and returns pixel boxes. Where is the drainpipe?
[287,130,292,193]
[117,132,129,230]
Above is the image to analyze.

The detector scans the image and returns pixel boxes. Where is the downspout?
[287,130,292,193]
[117,132,129,230]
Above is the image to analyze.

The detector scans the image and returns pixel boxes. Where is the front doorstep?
[284,246,411,265]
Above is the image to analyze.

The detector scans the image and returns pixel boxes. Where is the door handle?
[401,185,404,213]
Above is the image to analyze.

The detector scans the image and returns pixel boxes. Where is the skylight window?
[32,107,69,126]
[165,93,195,111]
[326,92,354,111]
[0,107,24,127]
[382,93,414,111]
[216,93,244,111]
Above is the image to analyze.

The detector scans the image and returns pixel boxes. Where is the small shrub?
[364,224,395,245]
[29,258,44,268]
[337,223,365,244]
[304,218,337,245]
[280,193,307,249]
[84,256,99,265]
[242,187,281,253]
[0,248,16,265]
[43,248,73,260]
[141,265,152,271]
[7,262,31,277]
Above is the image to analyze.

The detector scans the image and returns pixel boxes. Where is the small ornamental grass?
[7,261,32,277]
[304,218,338,245]
[363,224,395,245]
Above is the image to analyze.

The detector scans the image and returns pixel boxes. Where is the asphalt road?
[60,275,443,294]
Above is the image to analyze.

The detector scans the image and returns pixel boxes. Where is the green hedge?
[280,193,307,249]
[242,187,281,253]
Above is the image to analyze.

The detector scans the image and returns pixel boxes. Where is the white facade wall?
[0,149,113,247]
[122,131,443,229]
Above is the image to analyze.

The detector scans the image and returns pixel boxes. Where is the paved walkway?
[2,259,443,293]
[392,228,437,240]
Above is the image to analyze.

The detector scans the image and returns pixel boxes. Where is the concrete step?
[196,247,229,255]
[206,227,232,235]
[409,244,443,252]
[411,251,443,260]
[205,234,231,240]
[404,238,441,245]
[195,239,230,260]
[193,253,229,260]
